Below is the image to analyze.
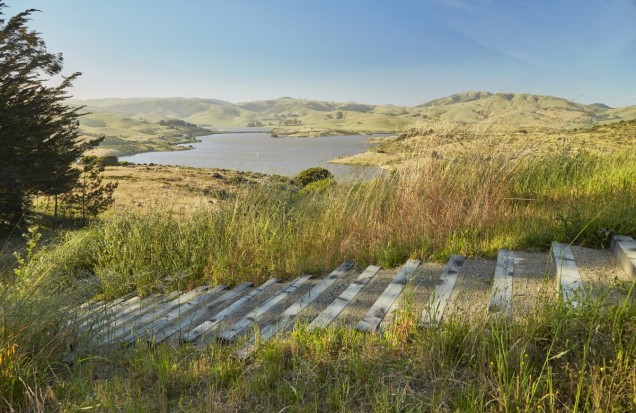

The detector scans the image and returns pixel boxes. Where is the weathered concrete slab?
[552,242,584,307]
[308,265,380,330]
[184,278,280,343]
[357,259,420,332]
[489,249,514,316]
[218,275,312,342]
[611,235,636,279]
[421,255,464,325]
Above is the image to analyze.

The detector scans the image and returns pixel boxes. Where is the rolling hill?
[70,92,636,156]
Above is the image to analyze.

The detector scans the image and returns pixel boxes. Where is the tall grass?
[2,125,635,410]
[18,141,636,297]
[44,282,636,412]
[0,266,96,410]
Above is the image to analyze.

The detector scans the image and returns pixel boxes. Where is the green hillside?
[416,91,625,128]
[70,92,636,155]
[74,92,636,130]
[73,105,216,156]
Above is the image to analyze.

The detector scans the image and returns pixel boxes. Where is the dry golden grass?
[96,164,287,214]
[3,116,635,411]
[333,119,636,169]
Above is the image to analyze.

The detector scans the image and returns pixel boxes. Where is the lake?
[120,131,383,181]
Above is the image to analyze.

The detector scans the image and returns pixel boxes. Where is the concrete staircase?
[73,234,635,359]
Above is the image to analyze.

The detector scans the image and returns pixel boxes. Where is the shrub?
[82,155,119,167]
[293,167,334,188]
[298,178,336,196]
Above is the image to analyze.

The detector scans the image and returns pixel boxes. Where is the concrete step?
[74,234,635,353]
[611,235,636,279]
[569,243,634,303]
[510,251,553,318]
[151,282,254,345]
[357,259,420,332]
[97,286,212,345]
[235,261,354,359]
[184,278,280,343]
[308,265,381,330]
[218,275,314,342]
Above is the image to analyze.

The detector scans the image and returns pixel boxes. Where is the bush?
[82,155,119,167]
[293,167,334,188]
[299,178,336,196]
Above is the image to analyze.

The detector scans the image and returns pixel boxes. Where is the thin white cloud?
[624,95,636,100]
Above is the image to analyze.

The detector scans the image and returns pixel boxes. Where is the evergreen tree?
[0,3,93,228]
[61,163,118,226]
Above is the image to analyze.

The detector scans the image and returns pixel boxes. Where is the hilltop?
[70,92,636,156]
[416,91,633,126]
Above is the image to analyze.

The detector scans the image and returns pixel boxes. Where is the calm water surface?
[120,132,383,181]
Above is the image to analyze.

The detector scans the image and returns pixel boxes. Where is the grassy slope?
[3,100,636,411]
[73,91,636,140]
[70,92,636,157]
[47,291,636,412]
[15,137,636,297]
[3,146,635,409]
[99,164,288,213]
[72,105,217,157]
[333,117,636,169]
[417,92,617,126]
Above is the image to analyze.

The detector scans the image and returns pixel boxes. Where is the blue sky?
[6,0,636,107]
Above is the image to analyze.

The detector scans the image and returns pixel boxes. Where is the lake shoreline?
[118,131,385,182]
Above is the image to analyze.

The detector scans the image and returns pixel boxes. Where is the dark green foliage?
[0,3,94,228]
[60,164,117,225]
[293,167,334,188]
[82,155,119,167]
[157,118,213,136]
[298,177,336,195]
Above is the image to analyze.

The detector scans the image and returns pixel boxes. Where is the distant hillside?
[419,91,494,107]
[71,96,420,133]
[332,118,636,170]
[72,105,216,157]
[416,91,626,127]
[70,92,636,155]
[73,92,636,130]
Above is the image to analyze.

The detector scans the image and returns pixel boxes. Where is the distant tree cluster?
[0,3,113,228]
[159,119,191,127]
[82,155,120,167]
[279,119,302,126]
[157,118,213,137]
[325,111,345,120]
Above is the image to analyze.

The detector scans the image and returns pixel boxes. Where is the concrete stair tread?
[218,275,315,342]
[186,278,280,344]
[357,259,420,332]
[332,268,399,329]
[110,285,214,345]
[379,261,445,332]
[72,234,635,354]
[202,280,289,343]
[610,235,636,279]
[308,265,381,330]
[569,244,634,304]
[152,282,254,345]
